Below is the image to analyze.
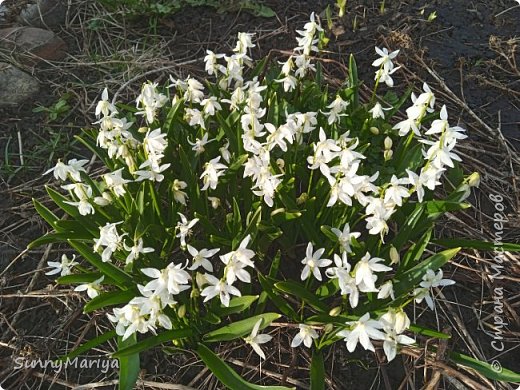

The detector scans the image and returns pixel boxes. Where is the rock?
[0,27,67,64]
[18,0,66,28]
[0,62,40,106]
[0,4,7,23]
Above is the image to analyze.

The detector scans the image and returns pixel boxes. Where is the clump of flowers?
[33,12,504,390]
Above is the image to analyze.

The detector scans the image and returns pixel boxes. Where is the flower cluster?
[36,13,477,388]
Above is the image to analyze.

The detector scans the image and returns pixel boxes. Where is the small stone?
[0,62,40,106]
[0,27,67,64]
[18,0,66,29]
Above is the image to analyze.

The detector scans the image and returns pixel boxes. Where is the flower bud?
[138,126,148,133]
[329,306,342,317]
[468,172,480,188]
[384,149,393,161]
[323,323,334,333]
[384,136,393,150]
[370,126,380,135]
[389,246,400,265]
[208,196,221,209]
[296,192,308,205]
[276,158,285,171]
[177,304,186,318]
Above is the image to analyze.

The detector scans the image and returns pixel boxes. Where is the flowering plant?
[32,13,520,389]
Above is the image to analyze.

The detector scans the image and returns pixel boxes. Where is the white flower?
[291,324,318,348]
[75,276,104,299]
[420,268,455,288]
[46,254,78,276]
[325,252,359,308]
[383,330,415,362]
[200,156,227,191]
[414,269,455,310]
[184,77,205,103]
[185,108,206,129]
[103,168,131,198]
[393,116,420,137]
[134,160,171,182]
[204,50,225,76]
[275,74,298,92]
[188,133,214,155]
[93,222,125,262]
[331,223,361,253]
[353,252,392,292]
[377,280,395,300]
[123,238,154,264]
[136,82,168,123]
[369,102,390,119]
[44,158,88,181]
[95,87,117,118]
[172,179,188,205]
[131,286,174,330]
[337,313,386,352]
[143,128,168,157]
[372,47,399,73]
[107,303,152,341]
[324,96,349,125]
[265,122,294,152]
[244,319,272,360]
[141,262,191,299]
[201,274,241,307]
[176,212,199,248]
[219,140,231,163]
[301,242,332,281]
[375,67,400,88]
[220,235,255,268]
[421,139,462,168]
[384,175,410,207]
[380,309,410,334]
[187,245,219,272]
[200,96,222,116]
[233,32,256,57]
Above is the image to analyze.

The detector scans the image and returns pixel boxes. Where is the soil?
[1,0,519,389]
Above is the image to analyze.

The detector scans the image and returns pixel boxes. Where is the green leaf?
[320,225,338,243]
[212,295,259,317]
[196,343,295,390]
[32,198,59,229]
[275,281,328,312]
[348,54,359,108]
[387,86,412,118]
[400,228,432,269]
[450,352,520,383]
[237,206,262,248]
[118,334,140,390]
[57,330,116,362]
[392,203,425,250]
[315,279,339,298]
[57,272,111,285]
[112,328,193,358]
[84,289,137,313]
[46,186,80,217]
[204,313,280,342]
[310,349,325,390]
[408,324,451,339]
[258,274,298,319]
[68,240,133,289]
[433,239,520,252]
[28,231,92,249]
[426,200,471,216]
